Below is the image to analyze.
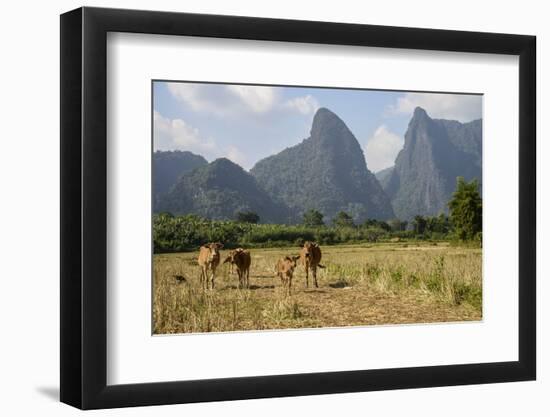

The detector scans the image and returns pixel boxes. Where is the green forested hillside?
[153,150,207,209]
[156,158,290,223]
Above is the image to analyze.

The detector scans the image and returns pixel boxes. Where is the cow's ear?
[217,242,224,249]
[293,255,301,261]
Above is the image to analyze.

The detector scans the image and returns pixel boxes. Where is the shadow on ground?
[36,386,59,401]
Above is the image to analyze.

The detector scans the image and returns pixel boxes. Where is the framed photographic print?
[60,6,536,409]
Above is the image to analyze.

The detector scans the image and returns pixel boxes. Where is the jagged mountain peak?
[311,107,343,131]
[205,157,244,173]
[383,109,482,220]
[406,107,434,135]
[309,107,359,148]
[210,157,236,166]
[251,109,394,222]
[412,106,429,119]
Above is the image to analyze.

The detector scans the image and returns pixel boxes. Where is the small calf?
[223,248,251,289]
[275,255,300,296]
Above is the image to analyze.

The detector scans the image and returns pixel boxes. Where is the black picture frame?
[60,6,536,410]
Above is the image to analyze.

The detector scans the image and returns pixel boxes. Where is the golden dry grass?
[153,242,482,334]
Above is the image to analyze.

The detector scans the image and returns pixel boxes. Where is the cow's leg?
[211,269,215,290]
[200,267,206,289]
[237,269,243,288]
[313,265,319,288]
[246,268,250,288]
[304,262,309,288]
[288,276,292,296]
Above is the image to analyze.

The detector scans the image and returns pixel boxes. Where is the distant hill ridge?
[156,157,289,223]
[154,106,482,223]
[153,150,208,211]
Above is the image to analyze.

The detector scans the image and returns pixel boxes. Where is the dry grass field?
[153,242,482,334]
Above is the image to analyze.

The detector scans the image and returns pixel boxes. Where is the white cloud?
[154,111,249,167]
[388,93,482,123]
[166,83,278,116]
[225,85,277,113]
[283,95,320,115]
[154,111,217,155]
[166,84,213,112]
[166,82,322,120]
[365,125,404,172]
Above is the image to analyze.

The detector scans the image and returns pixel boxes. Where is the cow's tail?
[317,263,326,269]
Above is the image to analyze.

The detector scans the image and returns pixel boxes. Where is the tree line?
[154,177,481,253]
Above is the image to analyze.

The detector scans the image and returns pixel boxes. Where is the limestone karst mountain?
[382,107,482,220]
[156,158,290,223]
[154,107,482,223]
[249,108,395,223]
[153,150,207,210]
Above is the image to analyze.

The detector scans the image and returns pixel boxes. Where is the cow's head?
[302,241,317,259]
[223,249,236,264]
[285,255,301,270]
[207,242,223,260]
[223,248,243,264]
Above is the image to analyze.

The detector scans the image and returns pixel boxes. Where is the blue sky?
[153,81,482,172]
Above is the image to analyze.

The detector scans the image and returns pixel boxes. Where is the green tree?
[235,211,260,224]
[333,211,354,228]
[426,213,451,234]
[303,209,324,227]
[412,215,427,235]
[448,177,482,240]
[388,218,408,232]
[363,218,391,231]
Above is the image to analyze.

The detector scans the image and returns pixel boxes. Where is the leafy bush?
[153,214,457,253]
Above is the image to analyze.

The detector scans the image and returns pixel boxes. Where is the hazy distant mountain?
[250,108,395,222]
[383,107,482,220]
[156,158,289,223]
[153,150,207,210]
[375,166,394,190]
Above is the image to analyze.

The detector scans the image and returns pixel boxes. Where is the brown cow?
[275,255,300,296]
[197,242,223,290]
[299,241,325,288]
[223,248,251,289]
